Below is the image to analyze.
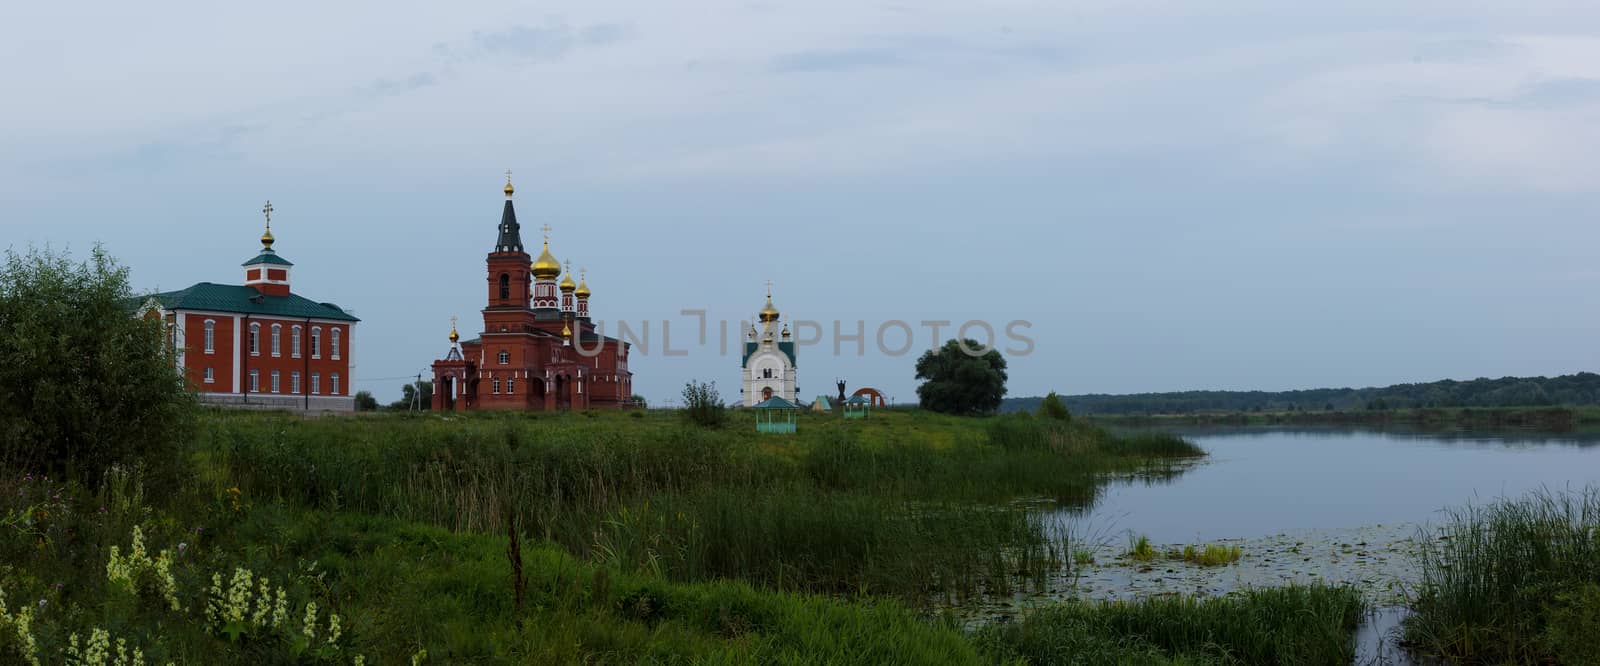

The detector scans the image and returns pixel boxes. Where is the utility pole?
[412,372,422,412]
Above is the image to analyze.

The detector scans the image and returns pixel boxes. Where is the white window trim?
[311,373,321,395]
[249,370,260,393]
[331,373,340,396]
[271,324,282,358]
[291,326,302,359]
[271,370,281,394]
[331,328,341,360]
[311,327,322,359]
[203,367,215,384]
[291,371,301,394]
[249,323,261,356]
[203,319,216,354]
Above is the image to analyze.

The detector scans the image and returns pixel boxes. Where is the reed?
[1403,486,1600,664]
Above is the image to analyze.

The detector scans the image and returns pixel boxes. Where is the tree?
[681,380,726,428]
[915,339,1008,416]
[629,394,648,409]
[0,245,193,485]
[389,381,433,410]
[1037,391,1071,421]
[353,390,378,411]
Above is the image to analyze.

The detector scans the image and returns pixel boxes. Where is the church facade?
[140,203,360,412]
[741,286,798,406]
[431,176,634,411]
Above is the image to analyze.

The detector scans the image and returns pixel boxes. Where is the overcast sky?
[5,1,1600,404]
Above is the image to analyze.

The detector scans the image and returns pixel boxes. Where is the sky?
[4,1,1600,405]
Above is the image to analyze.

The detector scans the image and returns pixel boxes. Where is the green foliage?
[915,339,1008,416]
[1125,535,1158,562]
[974,584,1366,665]
[680,380,727,428]
[353,391,378,412]
[388,381,432,411]
[1005,371,1600,415]
[629,394,648,409]
[1179,544,1242,566]
[1037,391,1070,421]
[1403,487,1600,664]
[0,245,193,485]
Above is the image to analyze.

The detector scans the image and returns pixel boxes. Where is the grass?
[1403,486,1600,664]
[1180,544,1243,567]
[0,408,1392,664]
[1126,534,1159,562]
[974,584,1366,665]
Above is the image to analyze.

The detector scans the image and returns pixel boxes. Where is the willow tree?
[914,339,1008,416]
[0,245,193,485]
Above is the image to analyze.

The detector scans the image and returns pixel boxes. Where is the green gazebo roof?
[753,396,798,410]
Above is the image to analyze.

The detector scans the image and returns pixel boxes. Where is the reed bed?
[1403,486,1600,664]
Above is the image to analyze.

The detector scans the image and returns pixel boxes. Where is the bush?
[681,380,727,428]
[0,245,193,485]
[1037,391,1071,421]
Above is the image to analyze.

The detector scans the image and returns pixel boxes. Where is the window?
[291,371,301,394]
[499,274,510,300]
[271,370,281,393]
[331,373,340,396]
[498,350,509,365]
[271,324,282,357]
[507,378,515,394]
[763,368,773,379]
[492,378,501,394]
[249,370,260,393]
[331,329,341,360]
[311,372,321,395]
[203,320,215,354]
[311,327,322,359]
[291,326,302,358]
[249,323,260,355]
[203,367,214,384]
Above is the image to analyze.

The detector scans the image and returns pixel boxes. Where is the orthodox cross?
[262,200,274,228]
[541,223,552,242]
[505,169,513,184]
[765,279,772,298]
[450,315,458,329]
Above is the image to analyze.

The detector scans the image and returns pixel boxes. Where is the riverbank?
[1087,405,1600,432]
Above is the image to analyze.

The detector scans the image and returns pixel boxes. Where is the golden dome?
[261,228,275,250]
[449,325,460,344]
[559,261,576,292]
[561,322,572,338]
[781,323,790,338]
[575,268,591,299]
[504,170,515,197]
[758,292,780,323]
[532,242,561,279]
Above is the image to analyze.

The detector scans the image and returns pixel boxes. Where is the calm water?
[1074,426,1600,543]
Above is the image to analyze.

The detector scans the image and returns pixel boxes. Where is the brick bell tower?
[243,200,293,297]
[484,171,533,334]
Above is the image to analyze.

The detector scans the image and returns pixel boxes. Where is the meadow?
[0,407,1387,664]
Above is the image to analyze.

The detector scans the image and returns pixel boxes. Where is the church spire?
[495,170,524,253]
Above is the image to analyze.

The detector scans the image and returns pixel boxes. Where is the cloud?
[436,20,635,64]
[770,48,905,73]
[365,72,439,98]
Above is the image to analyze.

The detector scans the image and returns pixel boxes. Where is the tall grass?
[1403,486,1600,663]
[975,584,1366,665]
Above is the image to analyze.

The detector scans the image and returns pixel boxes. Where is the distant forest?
[1004,372,1600,415]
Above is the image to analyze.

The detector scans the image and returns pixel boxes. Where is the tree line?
[1003,372,1600,415]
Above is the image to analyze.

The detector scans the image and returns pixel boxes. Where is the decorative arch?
[851,387,888,408]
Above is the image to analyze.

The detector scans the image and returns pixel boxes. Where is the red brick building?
[431,177,633,411]
[140,203,360,411]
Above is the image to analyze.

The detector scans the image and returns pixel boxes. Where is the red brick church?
[431,175,634,411]
[140,202,360,411]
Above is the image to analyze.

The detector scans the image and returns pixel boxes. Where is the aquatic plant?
[1126,534,1158,562]
[1180,543,1243,566]
[1404,486,1600,664]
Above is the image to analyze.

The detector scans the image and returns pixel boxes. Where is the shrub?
[1037,392,1071,421]
[681,380,727,429]
[0,245,193,486]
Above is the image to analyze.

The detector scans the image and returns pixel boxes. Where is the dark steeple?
[495,171,524,253]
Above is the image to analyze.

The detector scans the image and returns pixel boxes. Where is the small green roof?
[242,249,294,267]
[846,395,870,405]
[753,396,798,410]
[144,282,358,322]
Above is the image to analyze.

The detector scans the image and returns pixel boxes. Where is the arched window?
[507,378,515,395]
[499,274,510,300]
[331,328,341,360]
[492,378,502,394]
[271,324,282,357]
[249,323,261,355]
[498,350,509,365]
[203,320,215,354]
[291,326,302,358]
[331,373,341,396]
[311,327,322,358]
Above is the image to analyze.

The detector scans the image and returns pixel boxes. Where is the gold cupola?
[575,268,591,299]
[559,260,577,292]
[531,224,561,279]
[504,170,515,198]
[758,283,780,324]
[449,317,460,344]
[260,199,276,249]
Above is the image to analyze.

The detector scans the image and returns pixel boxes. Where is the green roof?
[241,250,294,266]
[753,396,798,410]
[743,340,797,368]
[144,282,358,322]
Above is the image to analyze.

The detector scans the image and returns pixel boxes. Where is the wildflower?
[206,573,223,626]
[11,606,41,666]
[354,656,366,666]
[270,587,288,628]
[83,628,111,666]
[225,568,254,624]
[411,648,428,665]
[251,577,271,627]
[302,601,318,641]
[327,613,342,649]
